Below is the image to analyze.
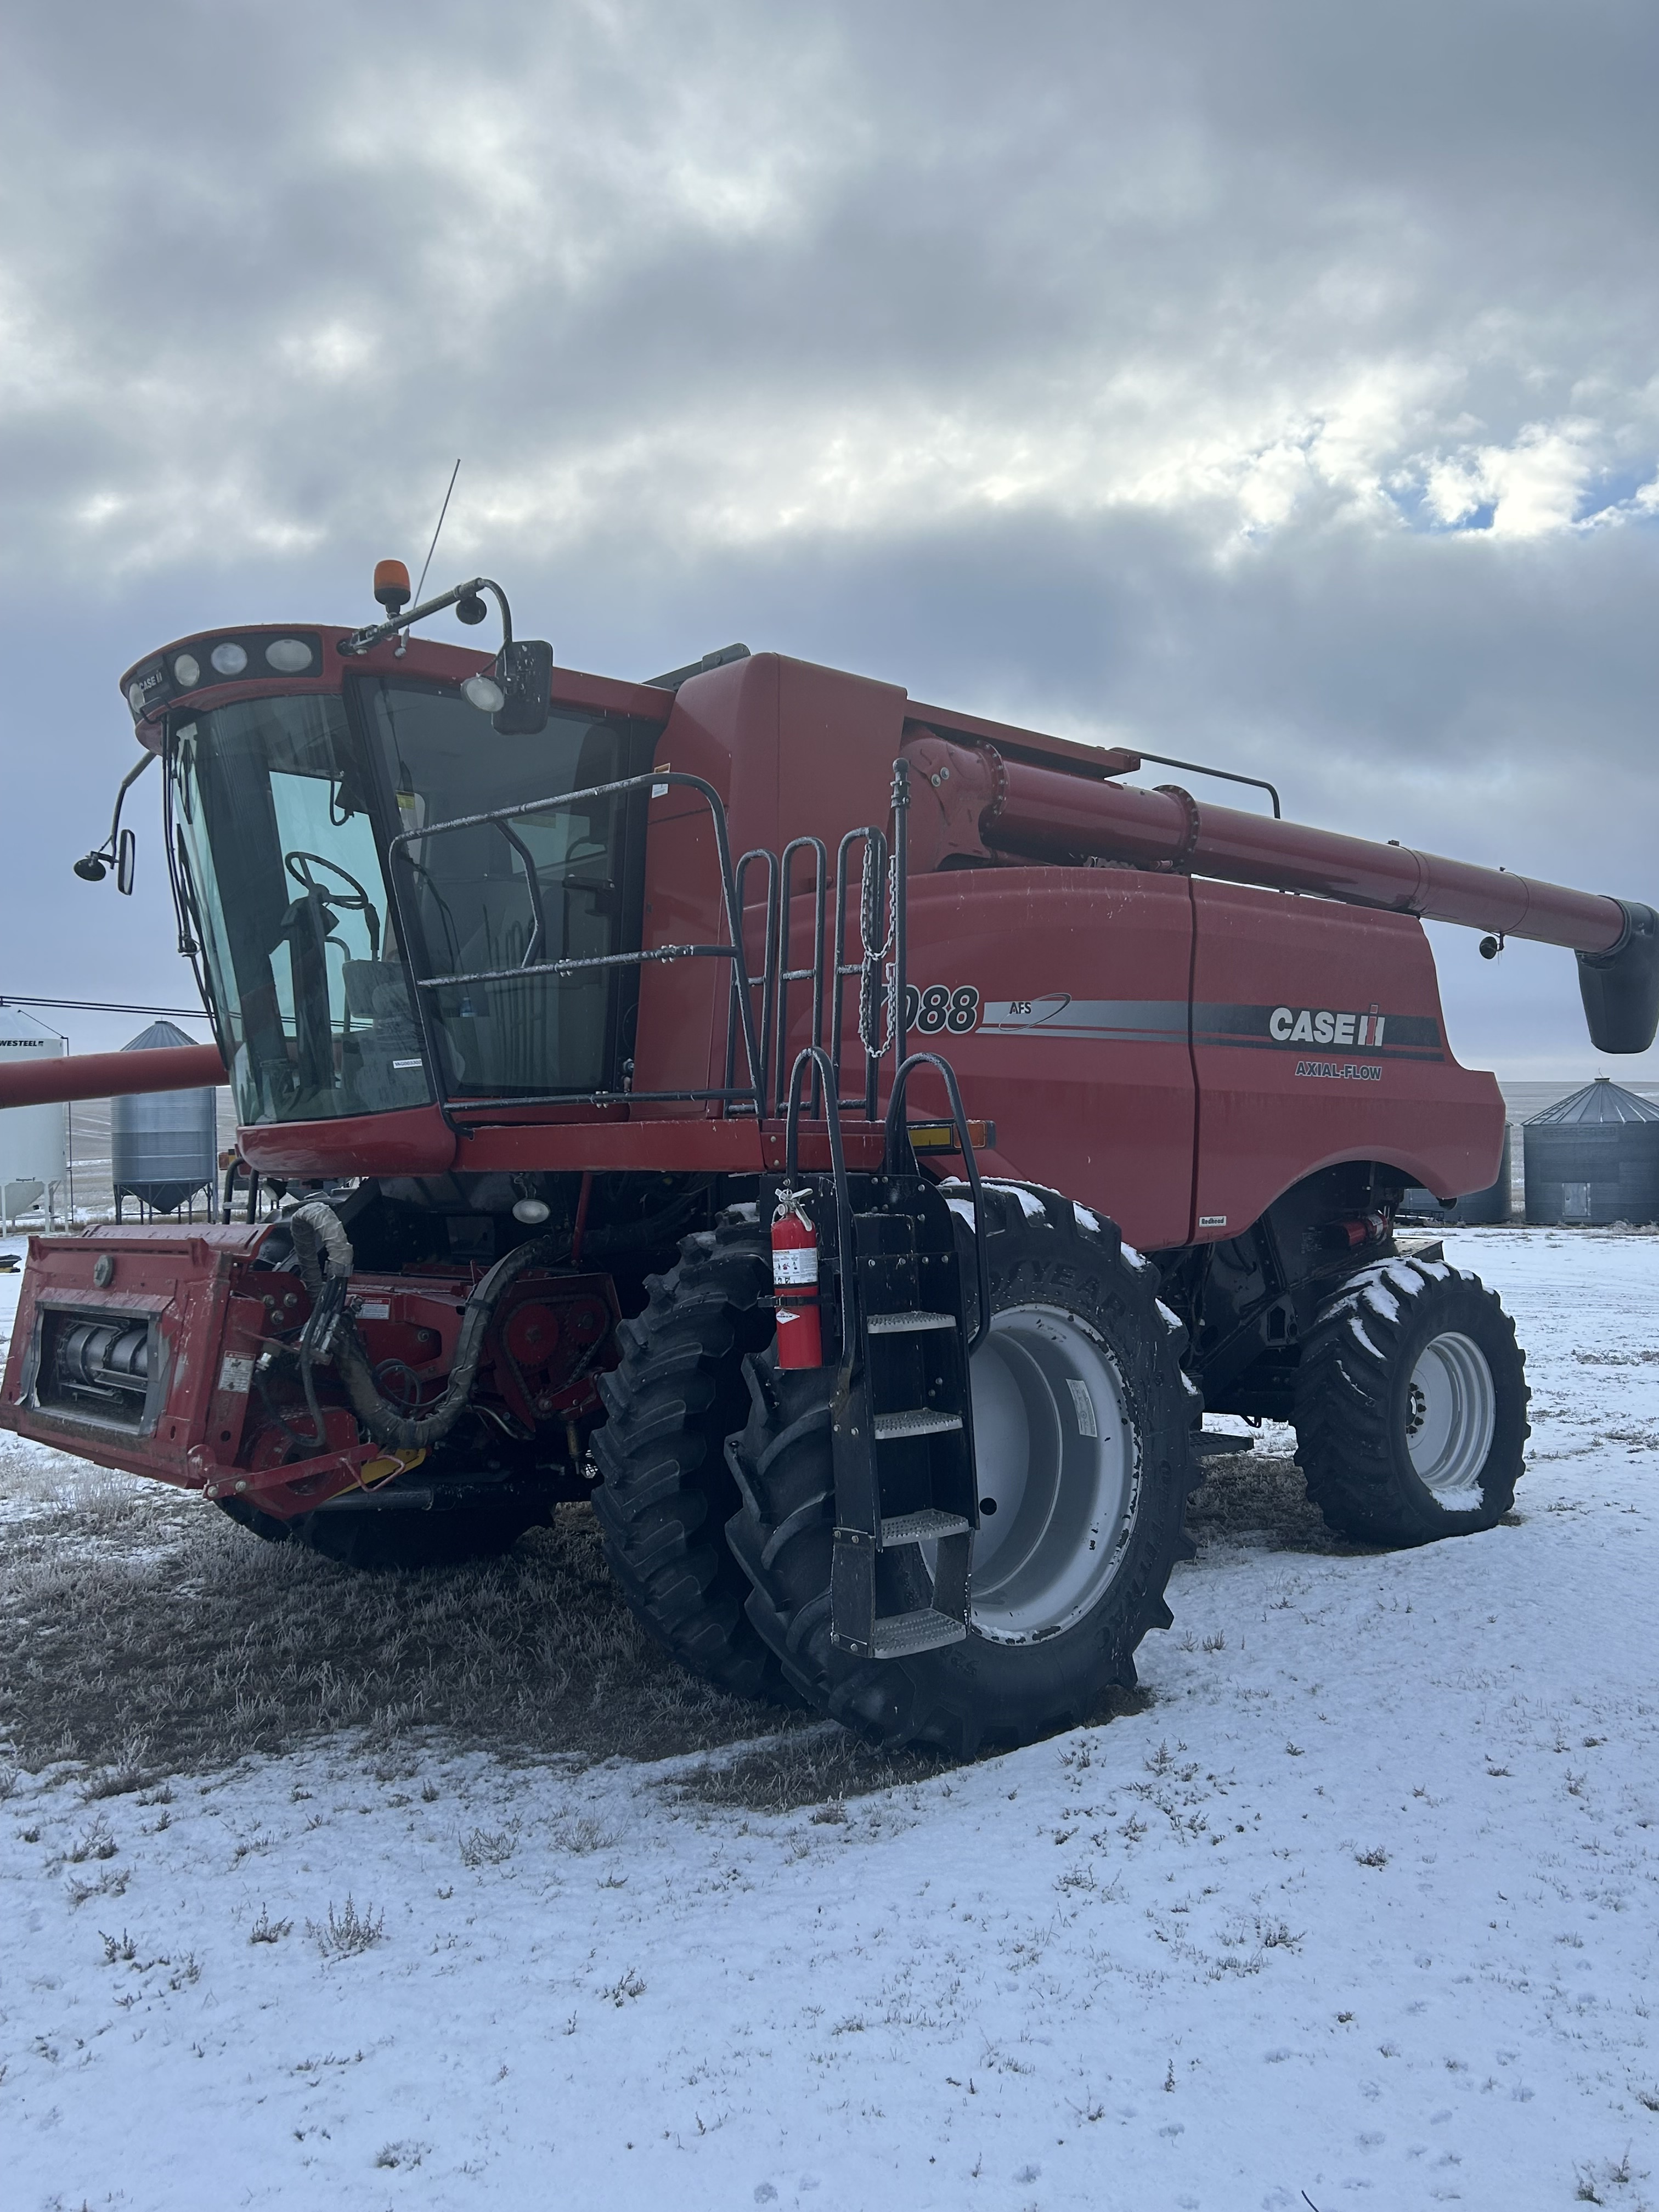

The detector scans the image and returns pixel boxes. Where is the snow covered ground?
[3,1227,1658,2211]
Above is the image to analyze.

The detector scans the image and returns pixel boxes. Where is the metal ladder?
[776,1046,992,1660]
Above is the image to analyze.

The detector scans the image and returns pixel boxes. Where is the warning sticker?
[217,1353,255,1396]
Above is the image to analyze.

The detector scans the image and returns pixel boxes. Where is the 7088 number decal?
[903,983,981,1035]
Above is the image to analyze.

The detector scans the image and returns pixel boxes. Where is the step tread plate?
[880,1508,972,1547]
[870,1608,970,1657]
[872,1407,964,1441]
[865,1309,957,1335]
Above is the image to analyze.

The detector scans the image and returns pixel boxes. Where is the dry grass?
[0,1425,1338,1810]
[665,1728,956,1813]
[1186,1437,1372,1555]
[0,1435,816,1788]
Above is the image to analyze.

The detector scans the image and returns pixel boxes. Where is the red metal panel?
[455,1117,888,1174]
[0,1226,266,1486]
[631,785,732,1109]
[898,870,1197,1250]
[1187,881,1504,1237]
[239,1103,457,1178]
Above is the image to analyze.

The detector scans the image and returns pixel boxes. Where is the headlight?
[211,641,248,676]
[265,637,313,674]
[127,681,146,714]
[173,652,201,687]
[462,673,505,713]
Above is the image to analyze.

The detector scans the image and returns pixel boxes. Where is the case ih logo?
[1269,1007,1387,1047]
[1190,1002,1444,1060]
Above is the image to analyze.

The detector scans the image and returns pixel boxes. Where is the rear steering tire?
[724,1183,1200,1754]
[1293,1254,1529,1545]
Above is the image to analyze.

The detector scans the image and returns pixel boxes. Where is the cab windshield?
[168,684,653,1125]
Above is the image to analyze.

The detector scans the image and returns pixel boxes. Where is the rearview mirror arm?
[74,746,156,884]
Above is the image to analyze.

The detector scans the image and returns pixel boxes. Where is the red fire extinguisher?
[771,1190,823,1369]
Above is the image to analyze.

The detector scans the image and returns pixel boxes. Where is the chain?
[856,842,899,1062]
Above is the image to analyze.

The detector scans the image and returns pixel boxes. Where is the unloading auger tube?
[287,1200,562,1453]
[904,733,1659,1053]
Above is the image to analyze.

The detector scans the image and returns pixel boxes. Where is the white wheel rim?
[1404,1330,1496,1503]
[958,1304,1141,1645]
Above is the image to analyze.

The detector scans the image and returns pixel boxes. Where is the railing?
[387,770,768,1116]
[384,762,914,1126]
[729,763,916,1122]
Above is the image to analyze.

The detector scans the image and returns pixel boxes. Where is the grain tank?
[1524,1078,1659,1225]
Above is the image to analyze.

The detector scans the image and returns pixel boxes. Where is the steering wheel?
[284,849,381,962]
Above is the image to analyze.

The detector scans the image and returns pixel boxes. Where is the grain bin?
[111,1019,217,1218]
[0,1005,67,1227]
[1524,1077,1659,1226]
[1401,1124,1513,1224]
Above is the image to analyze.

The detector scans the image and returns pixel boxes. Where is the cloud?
[1,0,1656,1068]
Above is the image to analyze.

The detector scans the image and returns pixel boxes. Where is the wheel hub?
[961,1304,1140,1644]
[1403,1329,1496,1502]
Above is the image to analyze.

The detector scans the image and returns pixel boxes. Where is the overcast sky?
[3,0,1656,1073]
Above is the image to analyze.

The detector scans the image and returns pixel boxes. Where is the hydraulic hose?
[287,1199,562,1453]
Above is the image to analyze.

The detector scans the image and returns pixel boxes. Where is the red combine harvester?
[3,565,1654,1752]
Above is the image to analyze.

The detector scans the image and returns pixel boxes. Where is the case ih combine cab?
[3,565,1655,1753]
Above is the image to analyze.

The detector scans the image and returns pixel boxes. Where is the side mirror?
[492,639,554,737]
[116,827,137,895]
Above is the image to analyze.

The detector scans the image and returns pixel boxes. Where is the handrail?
[386,768,768,1115]
[493,817,552,968]
[726,848,779,1113]
[376,757,968,1141]
[1126,748,1282,820]
[783,1045,855,1361]
[774,837,827,1117]
[882,1050,992,1356]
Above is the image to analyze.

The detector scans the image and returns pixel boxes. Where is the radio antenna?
[413,458,461,605]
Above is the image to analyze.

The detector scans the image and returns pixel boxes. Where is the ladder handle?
[882,1051,992,1357]
[782,1044,855,1359]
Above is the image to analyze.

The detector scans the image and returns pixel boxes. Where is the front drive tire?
[589,1215,793,1705]
[1293,1254,1530,1545]
[724,1183,1200,1755]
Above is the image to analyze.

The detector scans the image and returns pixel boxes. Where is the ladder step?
[879,1509,972,1548]
[865,1310,957,1335]
[870,1608,969,1658]
[872,1408,964,1441]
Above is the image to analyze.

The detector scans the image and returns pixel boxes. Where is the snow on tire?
[723,1182,1200,1756]
[1292,1254,1530,1546]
